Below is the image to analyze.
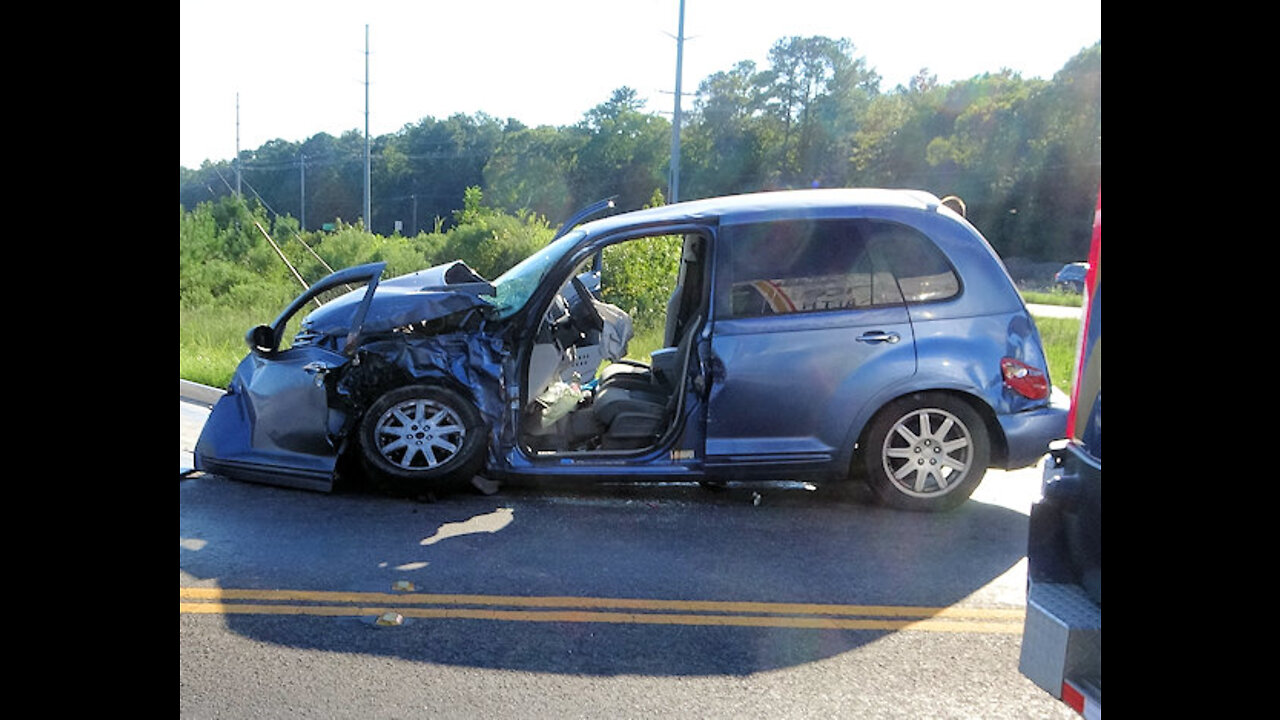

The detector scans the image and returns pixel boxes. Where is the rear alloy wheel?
[863,394,989,512]
[359,385,486,493]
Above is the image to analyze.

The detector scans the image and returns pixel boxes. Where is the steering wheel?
[570,276,604,332]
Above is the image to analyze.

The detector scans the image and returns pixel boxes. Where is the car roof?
[576,189,946,236]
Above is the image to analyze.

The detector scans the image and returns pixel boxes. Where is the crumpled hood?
[301,260,495,340]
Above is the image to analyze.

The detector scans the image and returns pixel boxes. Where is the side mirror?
[246,325,278,354]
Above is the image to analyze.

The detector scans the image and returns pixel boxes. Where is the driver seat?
[591,314,702,449]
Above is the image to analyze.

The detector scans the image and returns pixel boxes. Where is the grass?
[622,322,666,363]
[179,307,259,389]
[1035,316,1081,394]
[1021,287,1084,307]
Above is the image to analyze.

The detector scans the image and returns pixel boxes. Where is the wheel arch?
[847,387,1008,476]
[336,351,495,461]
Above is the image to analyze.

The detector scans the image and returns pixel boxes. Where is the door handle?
[857,331,901,344]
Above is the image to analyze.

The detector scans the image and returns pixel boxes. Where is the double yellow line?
[180,588,1024,634]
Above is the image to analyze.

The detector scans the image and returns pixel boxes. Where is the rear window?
[718,219,958,318]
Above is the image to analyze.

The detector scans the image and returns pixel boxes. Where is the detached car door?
[704,218,917,474]
[195,263,385,492]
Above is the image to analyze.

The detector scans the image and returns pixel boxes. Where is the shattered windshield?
[486,230,585,319]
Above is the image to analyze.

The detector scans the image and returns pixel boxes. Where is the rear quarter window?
[867,221,960,303]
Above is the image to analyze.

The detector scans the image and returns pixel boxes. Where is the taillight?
[1001,357,1049,400]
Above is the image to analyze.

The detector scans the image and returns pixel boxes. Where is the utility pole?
[669,0,686,203]
[235,92,242,198]
[363,25,372,231]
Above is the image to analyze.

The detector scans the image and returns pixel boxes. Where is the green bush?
[438,188,554,278]
[600,234,680,332]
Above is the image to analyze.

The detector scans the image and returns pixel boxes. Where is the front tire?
[861,393,989,512]
[358,384,487,494]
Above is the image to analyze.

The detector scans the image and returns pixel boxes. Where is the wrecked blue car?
[195,189,1067,511]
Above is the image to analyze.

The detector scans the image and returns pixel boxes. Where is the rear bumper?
[997,388,1069,469]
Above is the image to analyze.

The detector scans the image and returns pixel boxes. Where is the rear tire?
[358,384,487,495]
[861,393,989,512]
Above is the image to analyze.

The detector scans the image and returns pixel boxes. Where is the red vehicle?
[1019,189,1100,717]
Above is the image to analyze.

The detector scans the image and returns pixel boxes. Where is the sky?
[179,0,1101,168]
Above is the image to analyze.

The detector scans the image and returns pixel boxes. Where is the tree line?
[180,36,1099,263]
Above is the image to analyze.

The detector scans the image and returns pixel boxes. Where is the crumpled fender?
[340,331,509,463]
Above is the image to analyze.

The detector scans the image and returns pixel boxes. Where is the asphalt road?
[180,395,1075,719]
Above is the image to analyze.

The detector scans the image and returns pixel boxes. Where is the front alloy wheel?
[375,399,466,469]
[863,394,990,512]
[359,384,486,492]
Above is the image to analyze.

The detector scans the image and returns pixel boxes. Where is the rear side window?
[720,219,899,318]
[718,219,957,318]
